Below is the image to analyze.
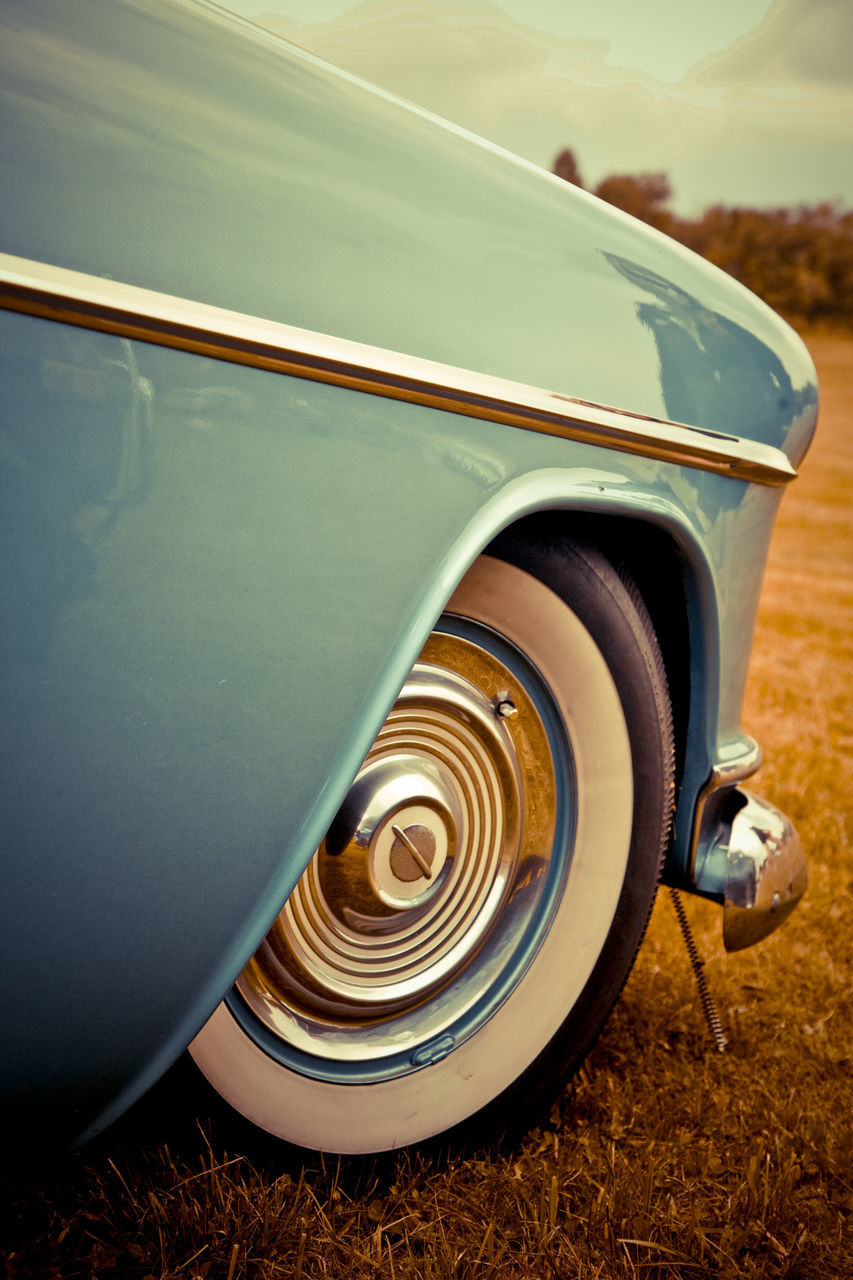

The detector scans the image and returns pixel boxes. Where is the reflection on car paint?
[603,252,817,463]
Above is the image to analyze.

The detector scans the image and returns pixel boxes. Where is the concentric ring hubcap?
[237,629,559,1064]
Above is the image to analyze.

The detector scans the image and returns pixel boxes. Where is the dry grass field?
[2,334,851,1280]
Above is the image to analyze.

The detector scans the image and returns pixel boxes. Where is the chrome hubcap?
[236,628,561,1066]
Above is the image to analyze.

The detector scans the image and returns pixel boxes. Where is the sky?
[219,0,853,215]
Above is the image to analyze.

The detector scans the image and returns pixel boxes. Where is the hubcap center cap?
[390,823,437,881]
[371,801,451,906]
[321,752,459,911]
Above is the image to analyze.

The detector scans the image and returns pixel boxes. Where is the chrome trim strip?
[689,736,764,879]
[0,253,797,486]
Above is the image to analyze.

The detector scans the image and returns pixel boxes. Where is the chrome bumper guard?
[721,791,808,952]
[689,740,807,951]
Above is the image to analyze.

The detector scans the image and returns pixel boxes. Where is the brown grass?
[2,335,851,1280]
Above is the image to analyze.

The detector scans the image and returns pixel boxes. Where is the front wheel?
[190,542,674,1153]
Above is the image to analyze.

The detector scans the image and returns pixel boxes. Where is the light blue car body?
[0,0,817,1142]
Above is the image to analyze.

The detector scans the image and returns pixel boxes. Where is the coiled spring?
[669,888,728,1053]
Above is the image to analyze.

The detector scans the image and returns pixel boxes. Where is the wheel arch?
[482,506,717,884]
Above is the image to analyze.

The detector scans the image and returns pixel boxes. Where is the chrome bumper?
[689,739,808,951]
[692,786,807,951]
[721,792,808,952]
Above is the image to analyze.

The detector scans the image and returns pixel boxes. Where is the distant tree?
[550,145,853,325]
[552,148,584,189]
[680,202,853,325]
[593,172,673,234]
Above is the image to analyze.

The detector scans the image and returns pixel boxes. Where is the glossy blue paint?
[0,0,818,1142]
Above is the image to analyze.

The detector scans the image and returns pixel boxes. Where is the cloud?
[253,0,853,214]
[691,0,853,88]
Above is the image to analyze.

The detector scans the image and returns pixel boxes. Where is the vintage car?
[0,0,816,1155]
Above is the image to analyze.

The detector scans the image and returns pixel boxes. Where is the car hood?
[0,0,818,465]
